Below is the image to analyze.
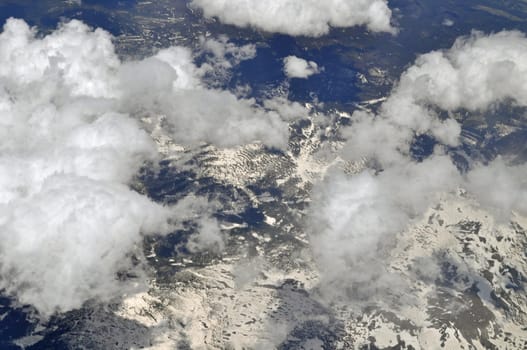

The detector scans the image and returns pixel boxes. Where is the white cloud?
[283,56,320,79]
[171,196,225,253]
[0,18,299,316]
[198,35,256,85]
[442,19,454,27]
[190,0,395,36]
[0,176,173,315]
[309,155,460,301]
[465,158,527,220]
[0,19,173,316]
[399,30,527,111]
[132,86,290,148]
[343,30,527,166]
[310,30,527,303]
[117,43,291,149]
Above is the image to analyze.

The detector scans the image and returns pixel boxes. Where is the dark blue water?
[81,0,137,9]
[0,297,37,350]
[41,8,124,35]
[0,4,26,27]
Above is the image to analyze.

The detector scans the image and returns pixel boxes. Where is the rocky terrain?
[92,109,527,350]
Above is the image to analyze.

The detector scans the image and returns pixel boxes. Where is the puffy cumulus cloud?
[0,18,290,316]
[0,177,173,316]
[283,56,320,79]
[309,30,527,304]
[0,19,172,316]
[344,30,527,165]
[0,18,118,98]
[117,45,291,149]
[1,19,292,152]
[190,0,395,36]
[309,154,460,301]
[123,84,290,148]
[402,30,527,111]
[466,158,527,220]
